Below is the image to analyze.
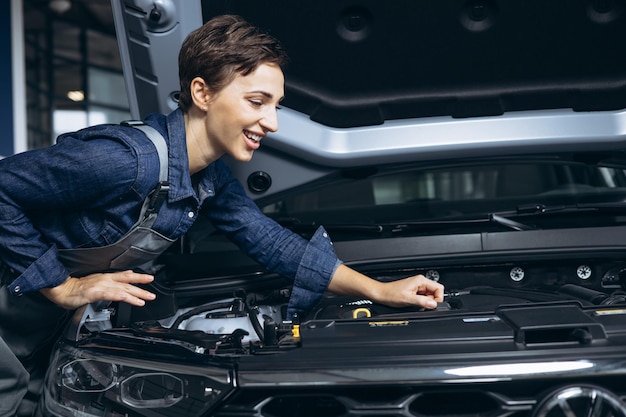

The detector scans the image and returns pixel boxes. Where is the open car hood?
[113,0,626,127]
[112,0,626,171]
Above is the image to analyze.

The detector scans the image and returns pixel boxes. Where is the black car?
[41,1,626,416]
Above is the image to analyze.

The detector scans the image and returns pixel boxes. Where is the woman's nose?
[261,107,279,133]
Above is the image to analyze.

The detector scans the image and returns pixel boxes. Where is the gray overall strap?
[121,120,168,183]
[121,120,170,217]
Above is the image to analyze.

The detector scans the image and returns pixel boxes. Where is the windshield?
[259,156,626,226]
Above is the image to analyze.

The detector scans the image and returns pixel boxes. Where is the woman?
[0,15,443,415]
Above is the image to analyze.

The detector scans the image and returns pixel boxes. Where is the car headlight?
[42,342,234,417]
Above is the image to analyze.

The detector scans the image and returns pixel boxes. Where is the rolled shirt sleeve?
[5,245,69,296]
[287,226,342,319]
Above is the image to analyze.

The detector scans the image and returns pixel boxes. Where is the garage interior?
[23,0,128,150]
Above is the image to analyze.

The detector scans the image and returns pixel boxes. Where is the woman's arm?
[328,264,444,309]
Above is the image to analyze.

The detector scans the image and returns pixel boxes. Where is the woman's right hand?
[39,270,156,310]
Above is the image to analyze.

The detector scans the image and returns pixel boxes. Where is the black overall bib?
[0,123,173,416]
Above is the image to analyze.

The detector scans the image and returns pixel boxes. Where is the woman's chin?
[230,150,255,162]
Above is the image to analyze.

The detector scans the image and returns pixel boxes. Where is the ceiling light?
[67,90,85,102]
[49,0,72,14]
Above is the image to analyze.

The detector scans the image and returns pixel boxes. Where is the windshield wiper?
[516,201,626,215]
[279,214,534,235]
[389,214,535,233]
[278,201,626,236]
[276,218,384,234]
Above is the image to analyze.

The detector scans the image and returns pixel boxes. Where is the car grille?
[213,380,626,417]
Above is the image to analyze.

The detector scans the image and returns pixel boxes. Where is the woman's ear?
[190,77,211,111]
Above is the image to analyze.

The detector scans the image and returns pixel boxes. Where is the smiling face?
[201,62,285,162]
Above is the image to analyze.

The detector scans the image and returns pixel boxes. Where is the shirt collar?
[147,108,218,205]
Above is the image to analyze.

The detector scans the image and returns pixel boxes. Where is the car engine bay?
[71,256,626,357]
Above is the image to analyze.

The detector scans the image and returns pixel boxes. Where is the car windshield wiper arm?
[387,213,535,233]
[516,201,626,215]
[278,201,626,236]
[277,218,384,234]
[392,201,626,233]
[280,214,535,234]
[489,213,535,231]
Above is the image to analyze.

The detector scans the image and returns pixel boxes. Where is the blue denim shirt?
[0,109,340,317]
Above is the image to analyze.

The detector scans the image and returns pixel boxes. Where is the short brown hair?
[178,15,288,112]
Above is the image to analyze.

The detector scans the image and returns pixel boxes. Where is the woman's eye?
[249,100,263,107]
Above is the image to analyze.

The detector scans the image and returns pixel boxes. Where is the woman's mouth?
[244,130,263,143]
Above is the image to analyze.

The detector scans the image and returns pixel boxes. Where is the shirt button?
[188,211,195,218]
[323,232,328,238]
[13,286,20,293]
